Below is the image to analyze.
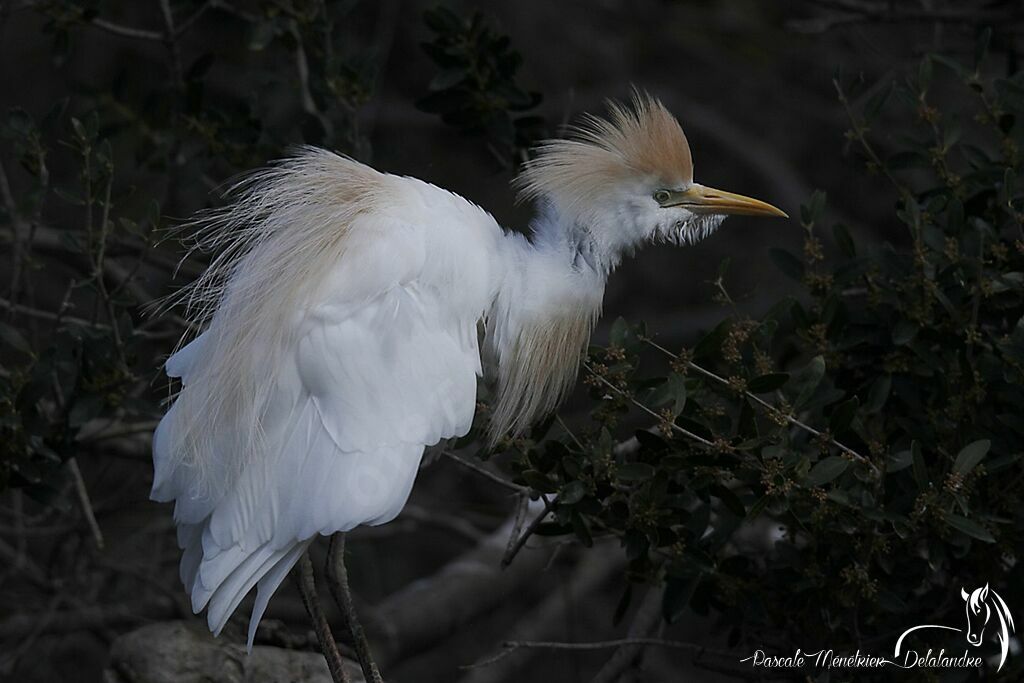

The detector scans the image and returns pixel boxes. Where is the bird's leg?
[327,533,385,683]
[294,552,352,683]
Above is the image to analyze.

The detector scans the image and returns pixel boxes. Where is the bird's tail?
[153,330,424,649]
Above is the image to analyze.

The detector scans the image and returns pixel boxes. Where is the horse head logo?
[895,583,1015,672]
[961,584,1014,667]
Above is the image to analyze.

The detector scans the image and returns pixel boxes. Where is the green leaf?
[944,513,995,543]
[746,373,789,393]
[0,322,32,355]
[791,355,825,409]
[828,397,859,434]
[911,441,929,490]
[804,456,849,487]
[864,82,893,121]
[68,394,104,428]
[974,26,992,70]
[918,55,933,92]
[892,320,919,345]
[647,374,687,415]
[953,439,990,475]
[800,190,827,228]
[609,317,630,347]
[863,375,891,413]
[710,484,745,517]
[662,574,701,623]
[558,480,589,505]
[617,463,656,481]
[769,248,805,282]
[692,319,731,361]
[832,223,856,258]
[429,67,468,91]
[521,469,557,493]
[887,449,912,472]
[570,511,593,547]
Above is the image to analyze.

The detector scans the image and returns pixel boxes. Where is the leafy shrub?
[418,6,545,164]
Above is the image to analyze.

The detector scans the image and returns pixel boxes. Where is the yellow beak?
[663,184,788,218]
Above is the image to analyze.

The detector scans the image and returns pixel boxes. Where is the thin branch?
[591,585,664,683]
[174,0,213,36]
[67,458,104,549]
[326,534,384,683]
[501,496,554,568]
[89,17,164,41]
[583,362,715,448]
[158,0,185,90]
[291,19,334,140]
[0,159,29,311]
[294,553,351,683]
[442,450,529,493]
[556,414,586,452]
[0,297,166,339]
[642,337,881,477]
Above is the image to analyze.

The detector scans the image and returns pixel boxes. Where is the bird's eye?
[654,190,672,205]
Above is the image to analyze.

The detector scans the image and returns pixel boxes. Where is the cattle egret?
[151,92,786,648]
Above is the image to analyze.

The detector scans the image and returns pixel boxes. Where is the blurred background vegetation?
[2,1,1023,682]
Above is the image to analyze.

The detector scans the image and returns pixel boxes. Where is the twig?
[291,19,334,141]
[501,496,554,568]
[295,553,351,683]
[77,419,162,443]
[0,593,64,675]
[174,0,213,36]
[583,362,715,448]
[642,337,881,477]
[158,0,185,90]
[326,534,384,683]
[502,493,530,563]
[0,598,177,640]
[0,159,29,312]
[67,458,104,549]
[442,450,528,493]
[89,17,164,41]
[457,545,626,683]
[590,585,664,683]
[556,414,586,452]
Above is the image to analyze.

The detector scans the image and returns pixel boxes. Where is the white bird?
[151,92,786,648]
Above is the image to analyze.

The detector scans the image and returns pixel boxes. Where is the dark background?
[0,1,1015,682]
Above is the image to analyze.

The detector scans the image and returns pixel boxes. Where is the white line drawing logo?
[894,584,1015,672]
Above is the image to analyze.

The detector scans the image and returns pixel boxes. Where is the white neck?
[482,202,609,441]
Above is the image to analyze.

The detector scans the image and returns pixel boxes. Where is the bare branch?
[590,585,663,683]
[295,553,351,683]
[442,450,529,493]
[89,17,164,41]
[158,0,185,90]
[584,362,715,448]
[326,534,384,683]
[457,544,625,683]
[67,458,104,549]
[501,496,554,568]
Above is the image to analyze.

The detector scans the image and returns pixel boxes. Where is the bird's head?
[515,92,786,269]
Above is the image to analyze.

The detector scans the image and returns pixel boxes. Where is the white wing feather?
[153,167,502,647]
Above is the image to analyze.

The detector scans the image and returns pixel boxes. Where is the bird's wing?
[152,203,490,647]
